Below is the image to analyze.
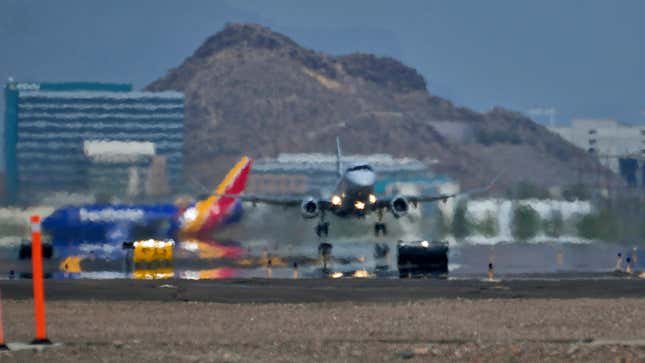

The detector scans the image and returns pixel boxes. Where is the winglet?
[461,171,504,197]
[336,136,343,178]
[485,171,504,191]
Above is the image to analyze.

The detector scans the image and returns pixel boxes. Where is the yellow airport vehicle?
[132,239,175,263]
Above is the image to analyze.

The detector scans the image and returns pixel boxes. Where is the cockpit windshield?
[347,164,374,172]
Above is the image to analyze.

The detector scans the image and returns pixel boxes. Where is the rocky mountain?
[147,23,613,192]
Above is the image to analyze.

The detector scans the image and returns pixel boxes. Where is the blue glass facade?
[3,82,184,203]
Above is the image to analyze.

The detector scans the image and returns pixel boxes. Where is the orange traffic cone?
[30,215,51,345]
[0,289,8,350]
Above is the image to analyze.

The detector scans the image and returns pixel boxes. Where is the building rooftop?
[6,81,132,92]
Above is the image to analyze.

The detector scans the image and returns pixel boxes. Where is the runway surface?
[3,269,645,362]
[2,276,645,303]
[2,239,643,281]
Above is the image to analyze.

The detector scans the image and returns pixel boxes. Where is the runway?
[1,275,644,303]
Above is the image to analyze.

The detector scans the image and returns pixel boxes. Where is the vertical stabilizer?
[336,136,343,178]
[180,157,252,235]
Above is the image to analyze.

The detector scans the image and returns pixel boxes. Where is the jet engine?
[300,197,320,218]
[390,195,409,218]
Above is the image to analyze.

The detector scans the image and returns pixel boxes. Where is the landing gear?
[318,242,333,270]
[374,209,387,236]
[374,223,387,236]
[18,242,53,260]
[373,243,390,259]
[315,210,330,238]
[316,212,332,270]
[315,222,329,238]
[374,242,391,276]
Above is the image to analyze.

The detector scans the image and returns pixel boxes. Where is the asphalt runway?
[2,276,645,303]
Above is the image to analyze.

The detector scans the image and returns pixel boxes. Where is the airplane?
[217,137,497,247]
[33,157,252,258]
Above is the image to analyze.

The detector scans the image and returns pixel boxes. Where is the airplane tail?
[336,136,343,178]
[179,157,253,236]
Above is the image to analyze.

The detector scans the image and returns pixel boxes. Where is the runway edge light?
[488,262,494,281]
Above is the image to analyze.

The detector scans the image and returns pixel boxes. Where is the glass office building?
[3,82,184,203]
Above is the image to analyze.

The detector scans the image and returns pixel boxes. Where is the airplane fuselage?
[41,202,245,244]
[330,164,377,217]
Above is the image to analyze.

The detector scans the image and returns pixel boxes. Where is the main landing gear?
[316,212,332,270]
[19,242,53,260]
[315,222,329,238]
[374,223,387,236]
[374,209,387,237]
[318,242,333,270]
[315,210,330,238]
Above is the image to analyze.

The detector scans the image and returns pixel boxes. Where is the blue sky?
[1,0,644,124]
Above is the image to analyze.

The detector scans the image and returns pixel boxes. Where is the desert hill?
[147,23,612,191]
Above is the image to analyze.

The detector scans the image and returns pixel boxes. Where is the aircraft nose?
[347,170,376,187]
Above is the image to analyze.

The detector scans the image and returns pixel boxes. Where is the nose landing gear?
[374,209,387,236]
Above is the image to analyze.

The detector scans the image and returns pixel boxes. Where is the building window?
[588,129,597,135]
[588,139,597,145]
[588,148,596,154]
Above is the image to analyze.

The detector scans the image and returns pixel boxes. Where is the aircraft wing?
[217,193,304,207]
[384,173,501,206]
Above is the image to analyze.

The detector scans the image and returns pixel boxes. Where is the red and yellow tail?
[179,157,252,236]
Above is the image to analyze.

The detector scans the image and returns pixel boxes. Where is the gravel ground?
[2,298,645,362]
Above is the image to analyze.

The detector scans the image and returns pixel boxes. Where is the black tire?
[43,244,53,259]
[318,242,333,257]
[19,244,31,260]
[17,244,54,260]
[374,243,390,259]
[374,223,388,236]
[316,222,330,238]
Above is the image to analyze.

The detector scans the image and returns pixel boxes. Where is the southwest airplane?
[41,157,252,249]
[219,138,496,241]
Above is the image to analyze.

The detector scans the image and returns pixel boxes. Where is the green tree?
[512,204,540,241]
[576,209,618,241]
[451,201,472,240]
[542,210,564,238]
[476,211,498,237]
